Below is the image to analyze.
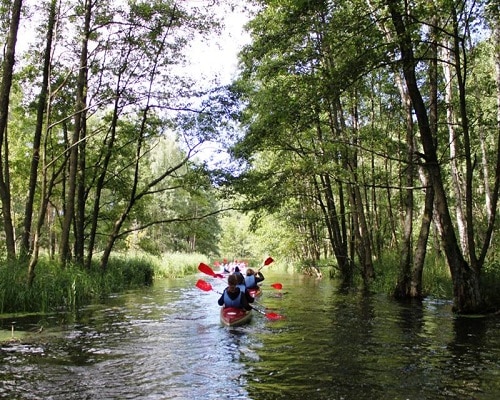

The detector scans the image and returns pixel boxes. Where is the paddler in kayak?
[218,274,253,310]
[244,268,264,289]
[234,266,244,280]
[234,271,256,303]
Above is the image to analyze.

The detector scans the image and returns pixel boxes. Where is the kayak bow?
[220,307,253,327]
[247,286,262,298]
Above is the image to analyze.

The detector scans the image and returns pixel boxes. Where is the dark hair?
[228,274,238,286]
[227,274,238,293]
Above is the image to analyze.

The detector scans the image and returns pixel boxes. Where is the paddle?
[252,297,275,310]
[196,278,221,294]
[250,305,284,320]
[195,279,284,320]
[198,263,224,279]
[199,263,284,292]
[257,256,274,272]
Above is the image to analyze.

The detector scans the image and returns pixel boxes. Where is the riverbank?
[0,252,209,315]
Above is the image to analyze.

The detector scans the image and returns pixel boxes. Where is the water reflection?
[0,274,499,399]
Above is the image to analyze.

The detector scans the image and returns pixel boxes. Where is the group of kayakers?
[217,267,265,311]
[214,259,249,274]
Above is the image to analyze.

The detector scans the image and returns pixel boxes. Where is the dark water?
[1,272,499,399]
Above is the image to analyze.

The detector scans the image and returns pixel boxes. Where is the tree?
[0,0,23,259]
[230,0,500,313]
[384,0,496,313]
[230,0,386,285]
[21,0,58,258]
[8,0,236,278]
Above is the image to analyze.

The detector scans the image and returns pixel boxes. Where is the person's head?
[235,272,244,284]
[228,274,238,287]
[246,268,255,276]
[234,266,240,273]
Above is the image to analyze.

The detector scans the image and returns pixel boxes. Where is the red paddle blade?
[195,279,213,292]
[265,312,284,320]
[271,283,283,290]
[264,257,274,266]
[198,263,216,277]
[198,263,224,279]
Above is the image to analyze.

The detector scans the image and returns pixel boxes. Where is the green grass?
[480,261,500,311]
[369,252,453,298]
[0,252,208,314]
[320,251,454,299]
[152,251,209,278]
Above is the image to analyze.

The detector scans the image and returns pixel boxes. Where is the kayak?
[220,307,253,327]
[247,286,262,298]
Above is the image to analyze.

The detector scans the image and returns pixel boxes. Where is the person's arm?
[256,272,264,283]
[244,289,255,303]
[241,293,253,311]
[217,290,225,306]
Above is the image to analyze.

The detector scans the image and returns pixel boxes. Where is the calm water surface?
[1,272,499,399]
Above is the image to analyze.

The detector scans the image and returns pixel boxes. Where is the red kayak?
[220,307,253,327]
[247,287,262,298]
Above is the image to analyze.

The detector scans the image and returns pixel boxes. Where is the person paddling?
[244,268,265,289]
[234,271,255,303]
[218,274,253,311]
[234,266,244,280]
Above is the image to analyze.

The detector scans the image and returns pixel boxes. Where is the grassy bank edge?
[0,252,209,315]
[289,252,500,311]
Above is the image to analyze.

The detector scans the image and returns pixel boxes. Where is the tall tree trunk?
[315,173,352,285]
[395,13,438,299]
[312,99,353,284]
[366,0,421,297]
[412,174,434,297]
[450,7,477,270]
[22,0,58,257]
[85,32,139,269]
[478,1,500,268]
[349,95,375,284]
[60,0,91,266]
[384,159,398,247]
[0,0,22,259]
[28,102,68,285]
[441,39,468,255]
[387,0,482,313]
[393,75,414,298]
[85,78,121,269]
[75,118,86,264]
[410,17,439,298]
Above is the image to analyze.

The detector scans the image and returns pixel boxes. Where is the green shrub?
[370,251,452,298]
[480,262,500,311]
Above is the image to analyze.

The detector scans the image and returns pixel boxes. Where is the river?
[1,271,499,399]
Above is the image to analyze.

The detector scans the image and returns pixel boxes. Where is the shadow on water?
[1,274,500,399]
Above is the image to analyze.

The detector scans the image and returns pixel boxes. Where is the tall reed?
[0,251,213,314]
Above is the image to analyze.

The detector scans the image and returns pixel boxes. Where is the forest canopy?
[0,0,499,315]
[226,0,500,314]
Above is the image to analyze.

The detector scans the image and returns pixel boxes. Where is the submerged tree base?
[325,252,500,314]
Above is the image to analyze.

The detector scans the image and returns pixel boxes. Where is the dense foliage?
[0,0,233,280]
[227,0,500,313]
[0,0,499,315]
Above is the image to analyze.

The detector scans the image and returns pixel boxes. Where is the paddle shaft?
[250,305,266,315]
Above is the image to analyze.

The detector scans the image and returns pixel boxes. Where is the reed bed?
[0,252,208,314]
